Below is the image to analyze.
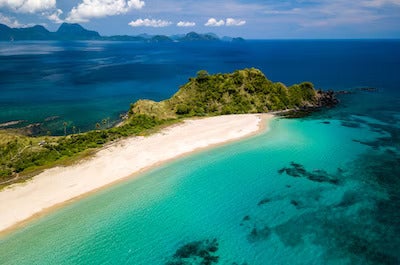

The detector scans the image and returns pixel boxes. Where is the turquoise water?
[1,94,399,264]
[1,40,399,264]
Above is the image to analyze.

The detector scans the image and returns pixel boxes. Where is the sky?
[0,0,400,39]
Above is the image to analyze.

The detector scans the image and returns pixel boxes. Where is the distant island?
[0,68,337,187]
[0,23,244,42]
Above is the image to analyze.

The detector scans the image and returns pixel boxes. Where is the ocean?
[0,40,399,264]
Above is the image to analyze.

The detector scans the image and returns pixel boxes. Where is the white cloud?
[127,0,145,9]
[67,0,145,23]
[226,18,246,26]
[47,9,63,24]
[205,18,225,27]
[0,0,56,13]
[177,21,195,27]
[128,18,172,27]
[0,13,22,27]
[205,18,246,27]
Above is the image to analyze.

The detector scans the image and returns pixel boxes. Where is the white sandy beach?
[0,114,273,234]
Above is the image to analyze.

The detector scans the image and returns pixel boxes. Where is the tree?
[196,70,209,82]
[176,104,190,115]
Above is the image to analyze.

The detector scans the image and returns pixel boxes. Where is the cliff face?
[131,68,337,119]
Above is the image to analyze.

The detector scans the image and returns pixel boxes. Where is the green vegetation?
[0,68,326,187]
[0,115,176,187]
[132,68,320,118]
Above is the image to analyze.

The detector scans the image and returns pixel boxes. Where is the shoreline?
[0,114,273,236]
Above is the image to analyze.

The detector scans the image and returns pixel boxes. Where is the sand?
[0,114,273,234]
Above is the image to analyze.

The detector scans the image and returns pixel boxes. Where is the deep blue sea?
[0,40,399,264]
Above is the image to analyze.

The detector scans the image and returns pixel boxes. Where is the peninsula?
[0,68,337,233]
[0,68,337,187]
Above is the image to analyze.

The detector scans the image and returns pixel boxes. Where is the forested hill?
[131,68,337,119]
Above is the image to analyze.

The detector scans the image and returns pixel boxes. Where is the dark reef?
[166,239,219,265]
[278,162,340,185]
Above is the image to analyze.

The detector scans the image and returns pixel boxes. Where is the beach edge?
[0,114,274,236]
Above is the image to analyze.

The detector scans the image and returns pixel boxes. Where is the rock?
[257,198,271,206]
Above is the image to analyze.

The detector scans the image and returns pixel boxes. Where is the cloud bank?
[67,0,145,22]
[0,0,56,13]
[0,13,24,27]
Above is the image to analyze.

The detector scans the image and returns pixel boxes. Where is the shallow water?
[1,90,399,264]
[0,40,399,264]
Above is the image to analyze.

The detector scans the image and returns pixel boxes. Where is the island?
[0,23,240,42]
[0,68,337,234]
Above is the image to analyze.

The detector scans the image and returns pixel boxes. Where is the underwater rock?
[240,215,251,226]
[278,162,339,185]
[44,115,60,122]
[358,87,379,92]
[341,121,362,128]
[0,120,26,128]
[274,218,305,247]
[257,198,271,206]
[247,225,271,242]
[352,139,380,149]
[166,239,219,265]
[242,215,251,221]
[290,200,300,207]
[335,90,353,95]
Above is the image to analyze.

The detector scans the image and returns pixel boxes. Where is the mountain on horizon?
[0,24,53,41]
[0,23,100,41]
[0,23,244,42]
[180,32,219,42]
[56,23,100,40]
